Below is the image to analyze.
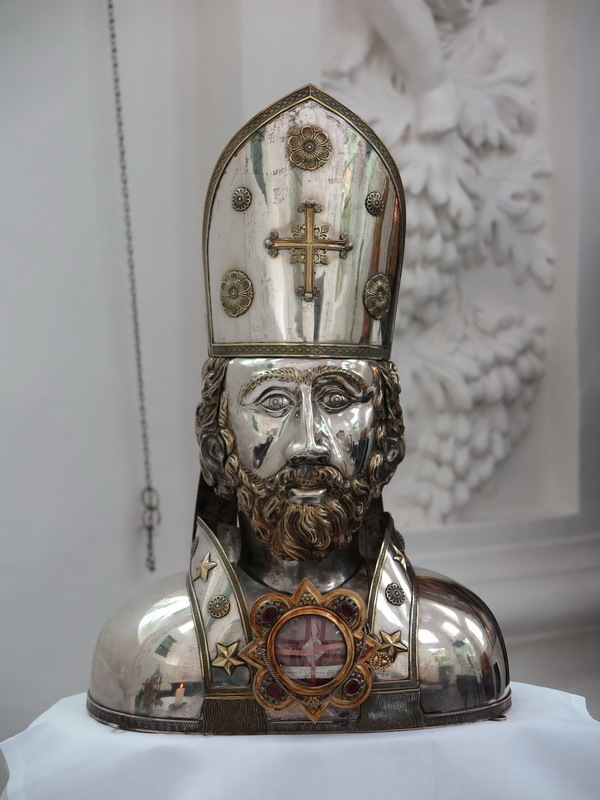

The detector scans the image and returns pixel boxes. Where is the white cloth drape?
[1,683,599,800]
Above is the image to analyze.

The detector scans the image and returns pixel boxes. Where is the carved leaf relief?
[323,0,554,525]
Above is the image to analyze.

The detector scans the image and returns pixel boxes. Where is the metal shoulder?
[88,572,204,728]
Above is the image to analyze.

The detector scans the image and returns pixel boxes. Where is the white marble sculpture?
[323,0,553,526]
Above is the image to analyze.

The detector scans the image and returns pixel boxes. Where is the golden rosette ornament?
[220,269,254,317]
[363,273,392,320]
[287,125,331,171]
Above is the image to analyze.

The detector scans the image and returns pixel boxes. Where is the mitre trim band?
[209,341,391,359]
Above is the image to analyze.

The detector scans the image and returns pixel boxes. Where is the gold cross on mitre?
[265,199,353,302]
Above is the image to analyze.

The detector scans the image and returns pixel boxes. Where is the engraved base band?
[87,689,511,735]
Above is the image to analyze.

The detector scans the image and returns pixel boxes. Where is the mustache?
[264,465,348,493]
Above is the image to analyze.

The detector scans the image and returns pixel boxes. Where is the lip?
[288,487,328,506]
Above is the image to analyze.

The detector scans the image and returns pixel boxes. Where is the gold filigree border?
[209,341,391,359]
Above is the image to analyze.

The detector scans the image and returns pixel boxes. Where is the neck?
[237,512,362,594]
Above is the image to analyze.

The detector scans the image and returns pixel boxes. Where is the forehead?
[225,358,376,396]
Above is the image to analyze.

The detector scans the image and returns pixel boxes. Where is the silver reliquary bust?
[88,85,510,733]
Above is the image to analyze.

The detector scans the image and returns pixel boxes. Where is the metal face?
[225,357,377,482]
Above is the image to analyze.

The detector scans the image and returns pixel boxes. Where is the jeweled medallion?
[240,578,386,722]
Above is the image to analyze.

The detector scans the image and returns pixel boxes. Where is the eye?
[319,390,351,412]
[257,392,294,415]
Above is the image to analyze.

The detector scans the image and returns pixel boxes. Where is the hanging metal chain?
[107,0,160,571]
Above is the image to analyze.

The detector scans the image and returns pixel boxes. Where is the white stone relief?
[323,0,553,526]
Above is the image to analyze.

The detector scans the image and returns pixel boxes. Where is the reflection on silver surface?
[89,573,204,719]
[416,568,510,714]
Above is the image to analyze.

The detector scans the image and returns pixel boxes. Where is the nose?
[288,449,329,467]
[286,390,330,467]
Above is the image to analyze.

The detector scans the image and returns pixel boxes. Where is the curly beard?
[222,452,377,562]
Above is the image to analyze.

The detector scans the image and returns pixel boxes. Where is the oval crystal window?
[274,613,347,688]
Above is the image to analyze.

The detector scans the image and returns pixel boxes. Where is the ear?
[199,433,227,488]
[386,437,405,468]
[380,434,405,485]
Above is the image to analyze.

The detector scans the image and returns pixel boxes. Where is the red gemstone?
[261,605,279,623]
[343,678,361,697]
[265,681,284,700]
[339,601,355,620]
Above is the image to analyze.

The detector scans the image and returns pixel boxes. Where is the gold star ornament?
[194,552,217,582]
[211,641,245,676]
[392,544,407,569]
[378,630,408,661]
